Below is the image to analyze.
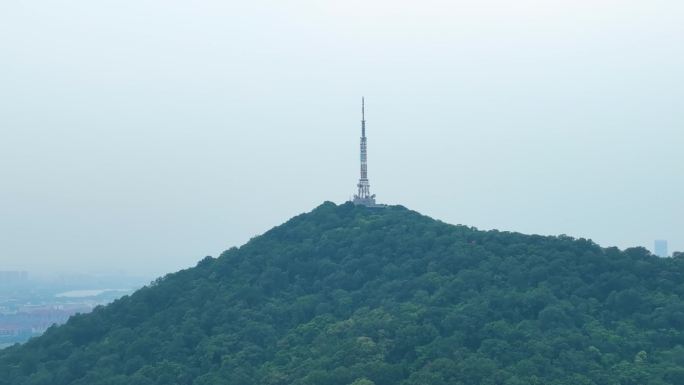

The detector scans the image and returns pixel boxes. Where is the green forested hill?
[1,202,684,385]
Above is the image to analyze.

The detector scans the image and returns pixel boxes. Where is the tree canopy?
[1,202,684,385]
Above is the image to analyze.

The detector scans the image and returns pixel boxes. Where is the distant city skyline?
[1,0,682,276]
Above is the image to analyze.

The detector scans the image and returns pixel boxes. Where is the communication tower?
[352,98,383,207]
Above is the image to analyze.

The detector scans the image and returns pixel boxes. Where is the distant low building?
[654,240,668,258]
[0,304,93,345]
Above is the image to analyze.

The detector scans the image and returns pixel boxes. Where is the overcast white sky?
[1,0,682,276]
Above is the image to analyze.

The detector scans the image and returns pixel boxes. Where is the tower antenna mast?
[362,97,365,136]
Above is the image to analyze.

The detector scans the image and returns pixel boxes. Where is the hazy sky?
[1,0,682,276]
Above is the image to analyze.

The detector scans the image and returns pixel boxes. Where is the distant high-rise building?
[654,240,668,258]
[0,271,28,283]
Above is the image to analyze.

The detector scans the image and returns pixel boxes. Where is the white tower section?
[353,97,378,206]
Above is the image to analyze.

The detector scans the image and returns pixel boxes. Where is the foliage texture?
[1,202,684,385]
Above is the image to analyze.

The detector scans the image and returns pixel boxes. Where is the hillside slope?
[1,202,684,385]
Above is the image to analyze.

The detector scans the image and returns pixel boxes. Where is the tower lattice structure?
[353,97,378,206]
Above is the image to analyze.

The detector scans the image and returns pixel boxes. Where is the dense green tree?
[2,202,684,384]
